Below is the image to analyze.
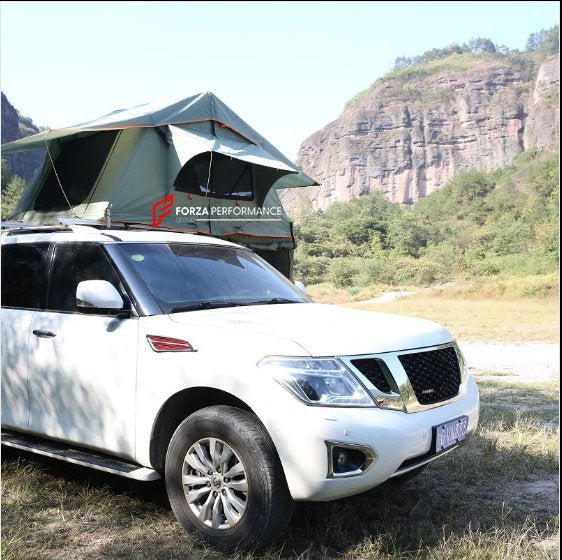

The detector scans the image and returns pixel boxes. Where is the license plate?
[434,416,468,453]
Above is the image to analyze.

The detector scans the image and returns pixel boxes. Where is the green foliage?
[392,37,502,74]
[293,149,559,289]
[1,159,26,220]
[525,25,559,55]
[386,53,486,83]
[1,158,13,193]
[345,54,488,109]
[1,175,26,220]
[344,27,557,110]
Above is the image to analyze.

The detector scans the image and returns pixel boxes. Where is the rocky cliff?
[284,54,559,211]
[1,92,45,181]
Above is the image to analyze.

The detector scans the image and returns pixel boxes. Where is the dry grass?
[348,296,559,342]
[306,283,388,304]
[2,378,559,560]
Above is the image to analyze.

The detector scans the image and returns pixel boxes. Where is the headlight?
[258,357,375,407]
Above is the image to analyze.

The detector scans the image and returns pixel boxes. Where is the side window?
[1,244,48,309]
[47,243,123,313]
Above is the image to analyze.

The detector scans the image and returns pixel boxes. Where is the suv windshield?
[116,243,308,313]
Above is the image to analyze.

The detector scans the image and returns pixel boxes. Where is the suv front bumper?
[269,377,479,501]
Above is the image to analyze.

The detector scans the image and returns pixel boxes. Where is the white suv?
[1,225,479,550]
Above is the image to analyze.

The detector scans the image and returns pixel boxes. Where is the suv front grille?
[350,358,392,393]
[398,346,461,405]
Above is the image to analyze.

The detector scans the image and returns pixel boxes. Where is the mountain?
[1,92,45,181]
[283,40,559,212]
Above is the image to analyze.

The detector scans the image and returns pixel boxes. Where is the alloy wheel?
[181,437,249,529]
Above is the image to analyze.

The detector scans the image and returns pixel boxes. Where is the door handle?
[32,330,56,338]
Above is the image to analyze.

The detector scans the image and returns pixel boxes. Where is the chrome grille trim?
[339,342,468,413]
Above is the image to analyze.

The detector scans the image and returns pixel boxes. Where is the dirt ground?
[460,341,559,380]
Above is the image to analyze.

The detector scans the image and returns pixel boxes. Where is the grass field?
[305,283,559,343]
[2,376,559,560]
[349,296,559,342]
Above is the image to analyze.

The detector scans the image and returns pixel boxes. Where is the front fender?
[134,315,308,466]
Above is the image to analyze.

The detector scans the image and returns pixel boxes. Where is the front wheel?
[165,405,293,550]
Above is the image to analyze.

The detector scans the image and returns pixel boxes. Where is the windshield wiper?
[169,301,243,313]
[169,297,302,313]
[246,298,302,306]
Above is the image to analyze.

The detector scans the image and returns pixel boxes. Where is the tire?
[390,464,427,483]
[165,405,293,551]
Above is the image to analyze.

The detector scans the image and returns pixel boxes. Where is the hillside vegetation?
[345,26,559,109]
[1,159,26,220]
[293,147,559,296]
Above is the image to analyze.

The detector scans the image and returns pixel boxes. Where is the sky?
[0,1,559,159]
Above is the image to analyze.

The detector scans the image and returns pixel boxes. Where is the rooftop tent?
[1,92,317,276]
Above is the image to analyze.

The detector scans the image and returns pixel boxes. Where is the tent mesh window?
[33,131,118,211]
[174,151,254,200]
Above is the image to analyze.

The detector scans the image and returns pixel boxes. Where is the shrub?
[293,256,331,286]
[292,148,559,293]
[327,259,361,288]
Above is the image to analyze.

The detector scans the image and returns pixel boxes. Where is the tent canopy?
[2,92,316,253]
[2,91,301,168]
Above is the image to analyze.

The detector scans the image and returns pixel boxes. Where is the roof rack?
[1,221,67,235]
[1,218,209,236]
[58,218,107,228]
[1,221,54,230]
[0,219,105,236]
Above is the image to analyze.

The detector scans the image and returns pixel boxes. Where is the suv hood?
[169,303,452,356]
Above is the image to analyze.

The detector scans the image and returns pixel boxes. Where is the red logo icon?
[152,194,174,227]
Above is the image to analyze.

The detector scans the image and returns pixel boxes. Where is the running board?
[1,431,160,481]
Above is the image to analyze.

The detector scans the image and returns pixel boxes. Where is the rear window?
[1,243,49,309]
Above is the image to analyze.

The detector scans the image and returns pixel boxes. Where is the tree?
[497,44,513,56]
[526,26,559,55]
[526,32,540,52]
[1,175,26,219]
[1,158,13,194]
[391,36,499,72]
[468,37,497,53]
[539,26,559,56]
[387,212,433,257]
[393,56,412,70]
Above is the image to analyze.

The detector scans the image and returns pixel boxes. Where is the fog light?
[327,442,377,477]
[334,449,349,472]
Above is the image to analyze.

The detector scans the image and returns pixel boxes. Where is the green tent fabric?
[1,92,317,254]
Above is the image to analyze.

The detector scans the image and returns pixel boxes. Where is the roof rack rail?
[58,218,107,228]
[1,218,209,236]
[1,221,52,230]
[0,219,106,236]
[1,221,68,234]
[56,218,163,232]
[110,221,206,234]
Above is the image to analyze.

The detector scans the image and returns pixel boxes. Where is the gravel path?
[459,341,559,381]
[359,290,418,304]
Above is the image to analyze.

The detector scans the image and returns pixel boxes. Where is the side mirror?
[294,280,306,293]
[76,280,124,311]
